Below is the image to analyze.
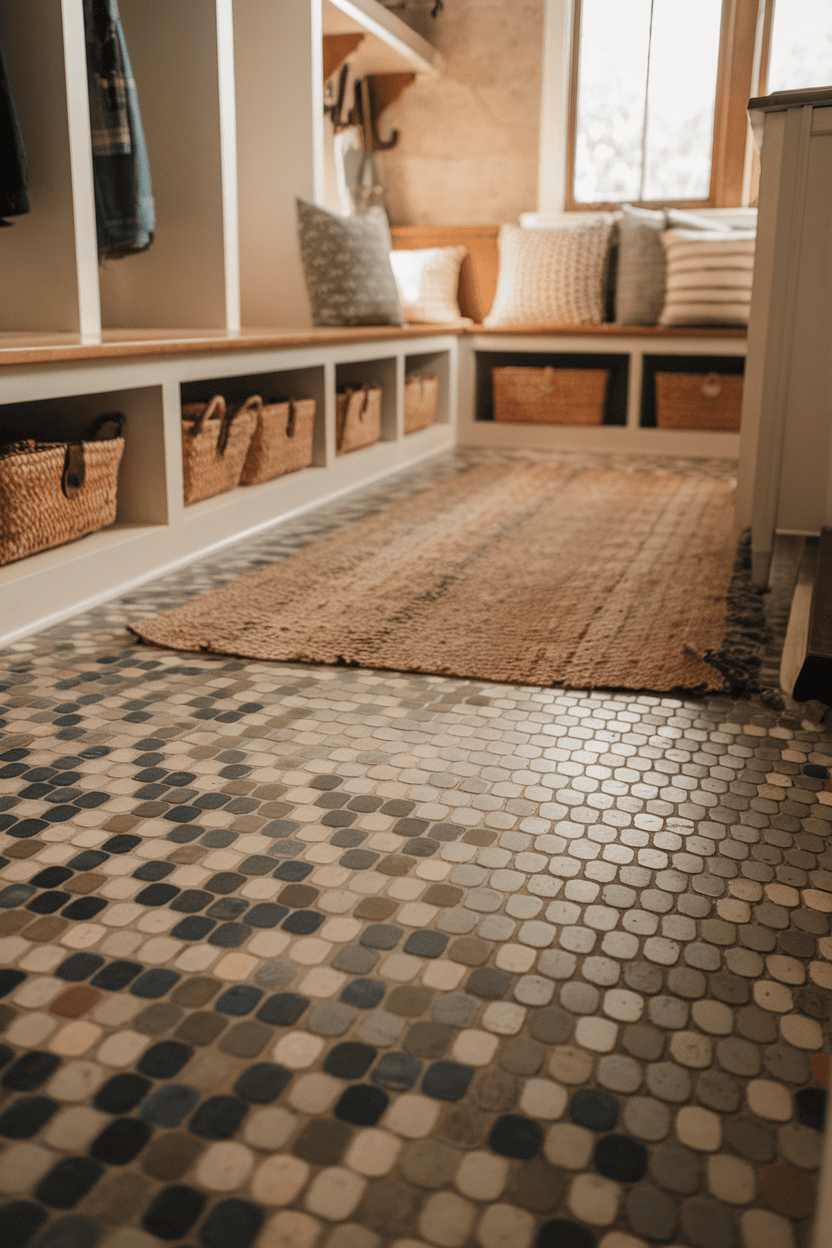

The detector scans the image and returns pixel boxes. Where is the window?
[565,0,832,210]
[764,0,832,92]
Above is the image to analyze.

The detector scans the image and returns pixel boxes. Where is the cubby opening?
[0,0,94,335]
[405,350,451,432]
[335,356,398,451]
[97,0,236,332]
[474,351,629,425]
[0,386,167,530]
[641,354,745,429]
[180,365,327,474]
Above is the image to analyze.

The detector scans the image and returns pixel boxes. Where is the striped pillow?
[659,229,756,327]
[484,219,613,327]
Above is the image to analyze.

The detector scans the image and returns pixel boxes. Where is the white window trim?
[536,0,575,214]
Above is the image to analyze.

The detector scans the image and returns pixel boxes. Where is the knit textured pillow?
[484,219,613,327]
[659,229,756,326]
[296,199,404,327]
[389,246,469,323]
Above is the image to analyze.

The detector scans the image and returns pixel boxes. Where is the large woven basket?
[181,395,257,505]
[0,414,125,567]
[336,385,382,454]
[492,365,608,425]
[404,373,439,434]
[655,372,743,431]
[239,395,316,485]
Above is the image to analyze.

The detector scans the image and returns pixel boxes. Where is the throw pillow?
[615,205,730,326]
[614,204,668,326]
[664,207,737,230]
[484,219,613,327]
[296,199,404,327]
[389,245,469,323]
[659,229,756,326]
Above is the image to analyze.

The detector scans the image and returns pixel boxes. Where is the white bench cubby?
[0,333,458,647]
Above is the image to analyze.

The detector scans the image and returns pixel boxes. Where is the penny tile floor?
[0,447,829,1248]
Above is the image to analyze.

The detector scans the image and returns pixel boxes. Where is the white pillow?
[389,246,469,324]
[659,228,756,326]
[519,211,620,230]
[484,219,613,328]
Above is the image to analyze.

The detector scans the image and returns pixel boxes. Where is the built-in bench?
[390,225,747,455]
[0,222,749,646]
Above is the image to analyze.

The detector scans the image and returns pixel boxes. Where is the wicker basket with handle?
[239,395,317,485]
[0,414,125,567]
[181,395,257,505]
[654,372,743,431]
[336,384,382,454]
[492,365,609,425]
[404,373,439,434]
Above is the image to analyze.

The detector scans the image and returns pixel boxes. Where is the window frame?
[563,0,765,211]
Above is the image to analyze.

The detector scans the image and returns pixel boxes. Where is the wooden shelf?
[322,0,439,76]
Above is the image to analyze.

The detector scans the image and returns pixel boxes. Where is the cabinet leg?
[752,547,772,589]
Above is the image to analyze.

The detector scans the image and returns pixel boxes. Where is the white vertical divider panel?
[60,0,101,337]
[626,351,643,429]
[98,0,230,330]
[216,0,241,333]
[323,359,337,464]
[233,0,323,328]
[0,0,91,333]
[394,354,405,439]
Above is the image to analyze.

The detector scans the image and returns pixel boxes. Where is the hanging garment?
[83,0,154,258]
[0,35,29,225]
[334,125,364,216]
[353,77,387,216]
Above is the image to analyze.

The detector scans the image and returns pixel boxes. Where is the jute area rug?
[131,464,744,693]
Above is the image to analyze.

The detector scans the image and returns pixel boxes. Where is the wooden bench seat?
[389,224,746,342]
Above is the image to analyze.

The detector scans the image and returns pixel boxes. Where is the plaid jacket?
[84,0,154,257]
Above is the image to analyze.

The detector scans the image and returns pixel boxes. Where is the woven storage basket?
[492,365,608,425]
[239,394,316,485]
[655,372,743,431]
[404,373,439,434]
[0,414,125,567]
[336,384,382,454]
[181,395,257,505]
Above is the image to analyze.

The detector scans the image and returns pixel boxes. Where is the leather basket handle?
[188,395,226,436]
[62,411,127,499]
[286,399,297,438]
[219,395,261,455]
[62,443,85,499]
[701,374,722,399]
[88,411,126,440]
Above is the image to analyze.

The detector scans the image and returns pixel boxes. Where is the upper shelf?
[322,0,440,76]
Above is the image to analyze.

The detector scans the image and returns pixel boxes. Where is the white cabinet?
[736,87,832,587]
[0,0,449,646]
[0,0,438,338]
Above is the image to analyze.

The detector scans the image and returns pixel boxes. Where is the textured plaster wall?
[376,1,545,225]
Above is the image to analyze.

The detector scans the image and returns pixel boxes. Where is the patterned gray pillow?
[296,199,404,327]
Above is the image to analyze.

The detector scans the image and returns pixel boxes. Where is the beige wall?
[376,1,545,225]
